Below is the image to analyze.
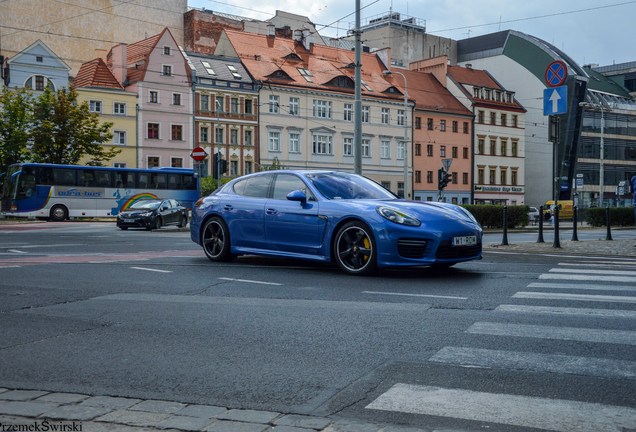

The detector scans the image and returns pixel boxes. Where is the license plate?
[452,235,477,246]
[124,219,135,223]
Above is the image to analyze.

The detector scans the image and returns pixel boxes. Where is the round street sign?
[545,60,567,87]
[190,146,208,161]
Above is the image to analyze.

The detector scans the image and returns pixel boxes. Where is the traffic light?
[219,158,228,174]
[438,168,451,190]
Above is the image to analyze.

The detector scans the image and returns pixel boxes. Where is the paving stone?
[130,399,187,414]
[218,409,280,424]
[0,390,49,401]
[274,414,332,430]
[158,414,215,431]
[0,401,60,417]
[96,409,171,427]
[205,420,270,432]
[41,404,112,421]
[81,396,142,410]
[177,404,228,419]
[36,392,90,404]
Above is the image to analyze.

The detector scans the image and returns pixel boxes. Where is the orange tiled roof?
[125,31,163,83]
[447,65,501,89]
[397,69,472,116]
[73,58,123,89]
[222,29,398,100]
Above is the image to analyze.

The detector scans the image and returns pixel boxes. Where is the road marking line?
[362,291,467,300]
[366,383,636,432]
[130,267,173,273]
[467,322,636,345]
[7,249,27,254]
[527,282,636,292]
[539,273,636,283]
[513,291,636,303]
[558,262,636,269]
[218,277,282,286]
[485,250,636,261]
[496,304,636,319]
[550,268,636,276]
[429,346,636,379]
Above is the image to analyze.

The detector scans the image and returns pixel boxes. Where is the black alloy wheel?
[202,217,234,262]
[334,221,377,275]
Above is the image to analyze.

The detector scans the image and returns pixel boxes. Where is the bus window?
[114,171,134,188]
[79,170,95,187]
[151,173,167,189]
[95,171,111,187]
[137,173,149,189]
[53,168,77,186]
[168,174,181,190]
[36,167,54,185]
[182,175,196,190]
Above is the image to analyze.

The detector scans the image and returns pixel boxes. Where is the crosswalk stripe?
[513,291,636,303]
[558,262,636,269]
[527,282,636,292]
[366,384,636,432]
[496,304,636,319]
[429,346,636,379]
[467,322,636,345]
[539,273,636,283]
[550,268,636,276]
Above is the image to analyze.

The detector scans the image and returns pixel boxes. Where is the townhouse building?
[187,53,259,178]
[3,40,69,91]
[213,29,412,197]
[108,28,193,170]
[73,58,138,168]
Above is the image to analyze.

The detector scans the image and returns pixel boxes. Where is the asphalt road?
[1,221,635,431]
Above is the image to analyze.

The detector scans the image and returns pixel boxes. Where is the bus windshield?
[0,163,199,221]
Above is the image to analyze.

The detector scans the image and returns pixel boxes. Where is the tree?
[30,87,119,165]
[0,86,32,173]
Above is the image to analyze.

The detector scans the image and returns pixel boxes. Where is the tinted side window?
[53,169,77,186]
[241,174,273,198]
[272,174,313,200]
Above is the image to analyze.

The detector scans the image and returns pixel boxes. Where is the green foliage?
[585,207,635,227]
[199,176,233,196]
[30,88,119,165]
[462,204,530,228]
[0,87,33,172]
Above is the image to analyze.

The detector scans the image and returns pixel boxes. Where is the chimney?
[302,28,312,51]
[267,23,275,37]
[110,43,127,85]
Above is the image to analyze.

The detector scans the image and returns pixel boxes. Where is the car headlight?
[376,206,421,226]
[456,206,479,224]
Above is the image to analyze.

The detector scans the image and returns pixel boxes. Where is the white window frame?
[344,103,353,122]
[380,139,391,159]
[381,108,390,125]
[268,130,281,152]
[162,64,173,76]
[89,100,102,113]
[313,100,332,119]
[163,46,172,56]
[397,109,405,126]
[288,132,301,153]
[312,133,333,155]
[289,97,299,116]
[114,130,126,145]
[172,93,182,106]
[397,141,406,160]
[362,106,370,123]
[269,95,280,113]
[149,91,159,103]
[170,124,183,141]
[200,126,209,143]
[113,102,126,115]
[343,137,353,156]
[362,138,371,157]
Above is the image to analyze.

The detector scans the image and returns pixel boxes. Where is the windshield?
[306,172,396,200]
[129,200,160,210]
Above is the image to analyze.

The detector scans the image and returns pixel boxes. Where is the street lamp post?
[383,70,410,199]
[579,102,605,206]
[215,99,223,186]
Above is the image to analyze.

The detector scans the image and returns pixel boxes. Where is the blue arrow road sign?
[543,86,567,115]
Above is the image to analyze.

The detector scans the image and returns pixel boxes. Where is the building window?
[451,172,457,184]
[427,144,433,157]
[147,123,159,139]
[313,100,332,118]
[415,143,421,156]
[439,119,446,132]
[426,171,433,183]
[245,161,253,174]
[478,168,484,184]
[147,157,159,168]
[245,130,253,146]
[500,113,507,127]
[452,121,458,133]
[500,169,507,185]
[149,91,158,103]
[500,138,507,156]
[477,138,485,154]
[511,169,518,185]
[230,129,238,145]
[490,112,496,125]
[289,132,300,153]
[473,87,481,98]
[415,170,422,183]
[215,127,224,143]
[397,141,405,160]
[114,102,126,115]
[201,94,209,111]
[344,103,353,121]
[172,93,181,106]
[415,117,421,129]
[163,46,171,55]
[230,160,239,176]
[162,65,172,76]
[343,137,353,156]
[114,163,126,168]
[171,158,183,168]
[489,169,496,184]
[397,110,405,126]
[268,130,281,152]
[215,96,224,112]
[35,75,45,91]
[427,118,434,130]
[463,122,469,134]
[440,145,446,157]
[313,133,333,155]
[269,95,279,113]
[231,97,239,113]
[490,139,497,156]
[463,147,469,159]
[452,146,458,158]
[512,115,518,128]
[381,108,390,124]
[381,139,391,159]
[200,126,209,143]
[245,99,253,114]
[361,138,370,157]
[511,139,518,157]
[477,111,484,124]
[89,100,102,113]
[114,131,126,145]
[171,125,183,141]
[289,97,299,116]
[463,172,469,184]
[362,106,370,123]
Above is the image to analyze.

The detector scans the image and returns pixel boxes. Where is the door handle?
[266,208,278,215]
[224,205,233,210]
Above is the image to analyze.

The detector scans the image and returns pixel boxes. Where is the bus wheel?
[50,205,68,222]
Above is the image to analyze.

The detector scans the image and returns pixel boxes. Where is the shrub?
[199,177,233,197]
[462,204,529,228]
[585,207,635,227]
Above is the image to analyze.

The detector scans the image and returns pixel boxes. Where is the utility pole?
[353,0,362,175]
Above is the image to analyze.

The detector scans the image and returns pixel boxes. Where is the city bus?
[0,163,199,221]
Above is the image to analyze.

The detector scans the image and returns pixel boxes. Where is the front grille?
[435,240,482,259]
[397,239,429,259]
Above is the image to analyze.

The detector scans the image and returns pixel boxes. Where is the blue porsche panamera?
[190,170,482,275]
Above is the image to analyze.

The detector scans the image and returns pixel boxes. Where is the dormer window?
[269,70,292,80]
[360,79,373,91]
[201,61,216,76]
[327,75,354,89]
[473,87,481,98]
[227,64,242,79]
[284,53,303,62]
[484,89,492,99]
[298,67,313,83]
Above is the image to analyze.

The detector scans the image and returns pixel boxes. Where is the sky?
[187,0,636,67]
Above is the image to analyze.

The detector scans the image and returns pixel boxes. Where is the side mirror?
[287,190,307,205]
